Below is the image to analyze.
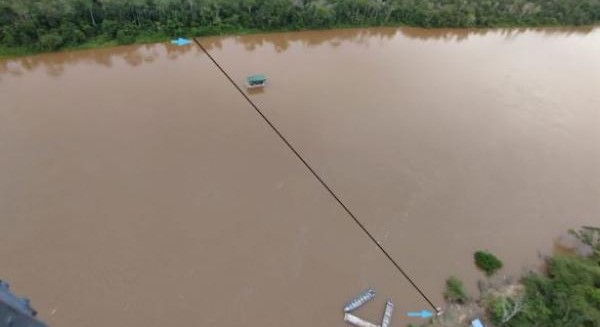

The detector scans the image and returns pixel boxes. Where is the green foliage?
[489,296,507,325]
[38,32,64,51]
[475,250,504,276]
[0,45,30,59]
[488,295,525,325]
[503,255,600,327]
[1,0,600,56]
[444,276,468,303]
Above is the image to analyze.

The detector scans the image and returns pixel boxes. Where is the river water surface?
[1,27,599,327]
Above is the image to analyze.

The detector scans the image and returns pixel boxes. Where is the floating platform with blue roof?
[246,74,267,88]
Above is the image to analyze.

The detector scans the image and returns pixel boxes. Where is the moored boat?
[343,288,376,313]
[381,300,394,327]
[344,313,379,327]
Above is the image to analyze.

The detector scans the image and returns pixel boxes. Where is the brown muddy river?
[1,27,599,327]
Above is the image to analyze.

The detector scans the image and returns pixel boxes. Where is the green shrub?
[59,22,86,45]
[444,276,468,303]
[489,296,505,325]
[115,24,140,45]
[38,32,64,51]
[488,295,525,325]
[475,250,503,275]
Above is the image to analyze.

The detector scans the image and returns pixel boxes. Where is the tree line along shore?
[1,0,600,58]
[426,227,600,327]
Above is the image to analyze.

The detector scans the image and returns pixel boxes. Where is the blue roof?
[472,319,485,327]
[247,75,266,83]
[170,37,191,46]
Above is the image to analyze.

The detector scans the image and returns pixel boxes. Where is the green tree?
[38,32,64,50]
[475,250,503,276]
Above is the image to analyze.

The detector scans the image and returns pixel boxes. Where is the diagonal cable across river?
[193,38,438,311]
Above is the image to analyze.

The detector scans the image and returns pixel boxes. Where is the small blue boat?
[171,37,191,46]
[343,289,376,313]
[472,318,485,327]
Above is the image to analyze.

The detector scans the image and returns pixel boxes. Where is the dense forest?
[1,0,600,55]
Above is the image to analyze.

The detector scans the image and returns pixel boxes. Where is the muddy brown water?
[1,27,599,327]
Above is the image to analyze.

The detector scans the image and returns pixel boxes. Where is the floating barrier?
[343,289,376,313]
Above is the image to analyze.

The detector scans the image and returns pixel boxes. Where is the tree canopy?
[500,255,600,327]
[1,0,599,54]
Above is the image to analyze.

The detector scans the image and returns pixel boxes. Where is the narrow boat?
[246,74,267,89]
[471,318,485,327]
[343,288,376,313]
[344,313,379,327]
[381,300,394,327]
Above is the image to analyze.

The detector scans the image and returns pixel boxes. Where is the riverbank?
[1,0,599,59]
[0,27,249,59]
[2,23,599,60]
[421,227,600,327]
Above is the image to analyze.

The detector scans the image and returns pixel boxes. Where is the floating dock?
[246,74,267,89]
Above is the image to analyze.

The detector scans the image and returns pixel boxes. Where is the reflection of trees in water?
[202,28,398,52]
[202,26,596,52]
[0,43,197,78]
[1,26,595,79]
[398,27,475,41]
[501,26,595,39]
[398,26,595,41]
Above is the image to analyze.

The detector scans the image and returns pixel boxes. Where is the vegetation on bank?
[1,0,600,57]
[444,276,469,304]
[474,251,504,276]
[425,227,600,327]
[496,255,600,327]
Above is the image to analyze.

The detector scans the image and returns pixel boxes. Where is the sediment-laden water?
[1,27,599,327]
